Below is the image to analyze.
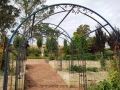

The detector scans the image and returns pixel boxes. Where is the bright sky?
[45,0,120,27]
[43,0,120,45]
[9,0,120,45]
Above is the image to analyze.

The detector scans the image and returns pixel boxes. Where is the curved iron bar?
[83,13,111,36]
[23,10,70,36]
[54,6,75,30]
[3,3,116,90]
[7,3,117,46]
[24,8,111,39]
[18,5,115,41]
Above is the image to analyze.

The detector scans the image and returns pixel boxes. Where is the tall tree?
[0,0,20,35]
[0,0,20,69]
[72,24,90,53]
[107,27,120,51]
[94,26,106,53]
[72,34,89,53]
[63,39,70,54]
[37,37,42,49]
[14,0,54,35]
[46,37,57,53]
[74,24,90,36]
[46,37,51,52]
[64,39,67,47]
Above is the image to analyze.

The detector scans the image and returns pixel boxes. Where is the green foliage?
[88,80,112,90]
[13,35,25,49]
[107,27,120,51]
[108,59,120,89]
[88,59,120,90]
[0,0,20,34]
[44,49,48,57]
[64,39,67,47]
[103,49,114,58]
[70,65,83,73]
[70,65,98,73]
[63,39,70,54]
[49,56,55,60]
[95,26,106,52]
[27,48,40,56]
[15,0,54,34]
[74,24,90,36]
[62,46,70,54]
[72,34,89,53]
[98,80,112,90]
[86,67,98,72]
[46,37,58,53]
[62,54,71,60]
[34,52,39,56]
[35,24,60,37]
[80,53,96,60]
[62,53,97,60]
[37,37,42,48]
[100,58,106,70]
[46,37,50,51]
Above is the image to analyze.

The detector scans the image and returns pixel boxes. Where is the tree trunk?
[0,34,7,69]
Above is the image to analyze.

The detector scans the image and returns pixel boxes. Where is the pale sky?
[42,0,120,45]
[45,0,120,27]
[10,0,120,45]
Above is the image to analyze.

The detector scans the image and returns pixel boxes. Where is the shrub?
[100,58,106,70]
[87,67,98,72]
[104,49,114,59]
[70,65,84,72]
[49,56,55,60]
[44,49,48,57]
[78,53,96,60]
[27,48,40,56]
[62,54,71,60]
[34,52,39,56]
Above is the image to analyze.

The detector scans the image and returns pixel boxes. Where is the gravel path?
[24,59,82,90]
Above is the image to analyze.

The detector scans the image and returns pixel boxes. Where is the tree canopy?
[0,0,20,35]
[73,24,90,36]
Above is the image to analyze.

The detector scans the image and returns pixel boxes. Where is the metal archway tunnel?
[2,3,119,90]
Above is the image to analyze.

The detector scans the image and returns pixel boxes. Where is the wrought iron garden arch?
[3,3,118,90]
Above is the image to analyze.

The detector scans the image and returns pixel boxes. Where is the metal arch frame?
[7,3,117,46]
[3,3,117,90]
[23,7,111,38]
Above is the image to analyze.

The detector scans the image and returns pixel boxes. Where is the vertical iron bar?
[15,48,20,90]
[71,41,74,73]
[3,48,9,90]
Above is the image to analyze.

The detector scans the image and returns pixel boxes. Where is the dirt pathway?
[24,59,82,90]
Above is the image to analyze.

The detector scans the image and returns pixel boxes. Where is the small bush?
[70,65,84,72]
[34,52,39,56]
[78,53,96,60]
[49,56,55,60]
[87,67,98,72]
[27,48,40,56]
[44,49,48,57]
[62,54,71,60]
[100,58,106,70]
